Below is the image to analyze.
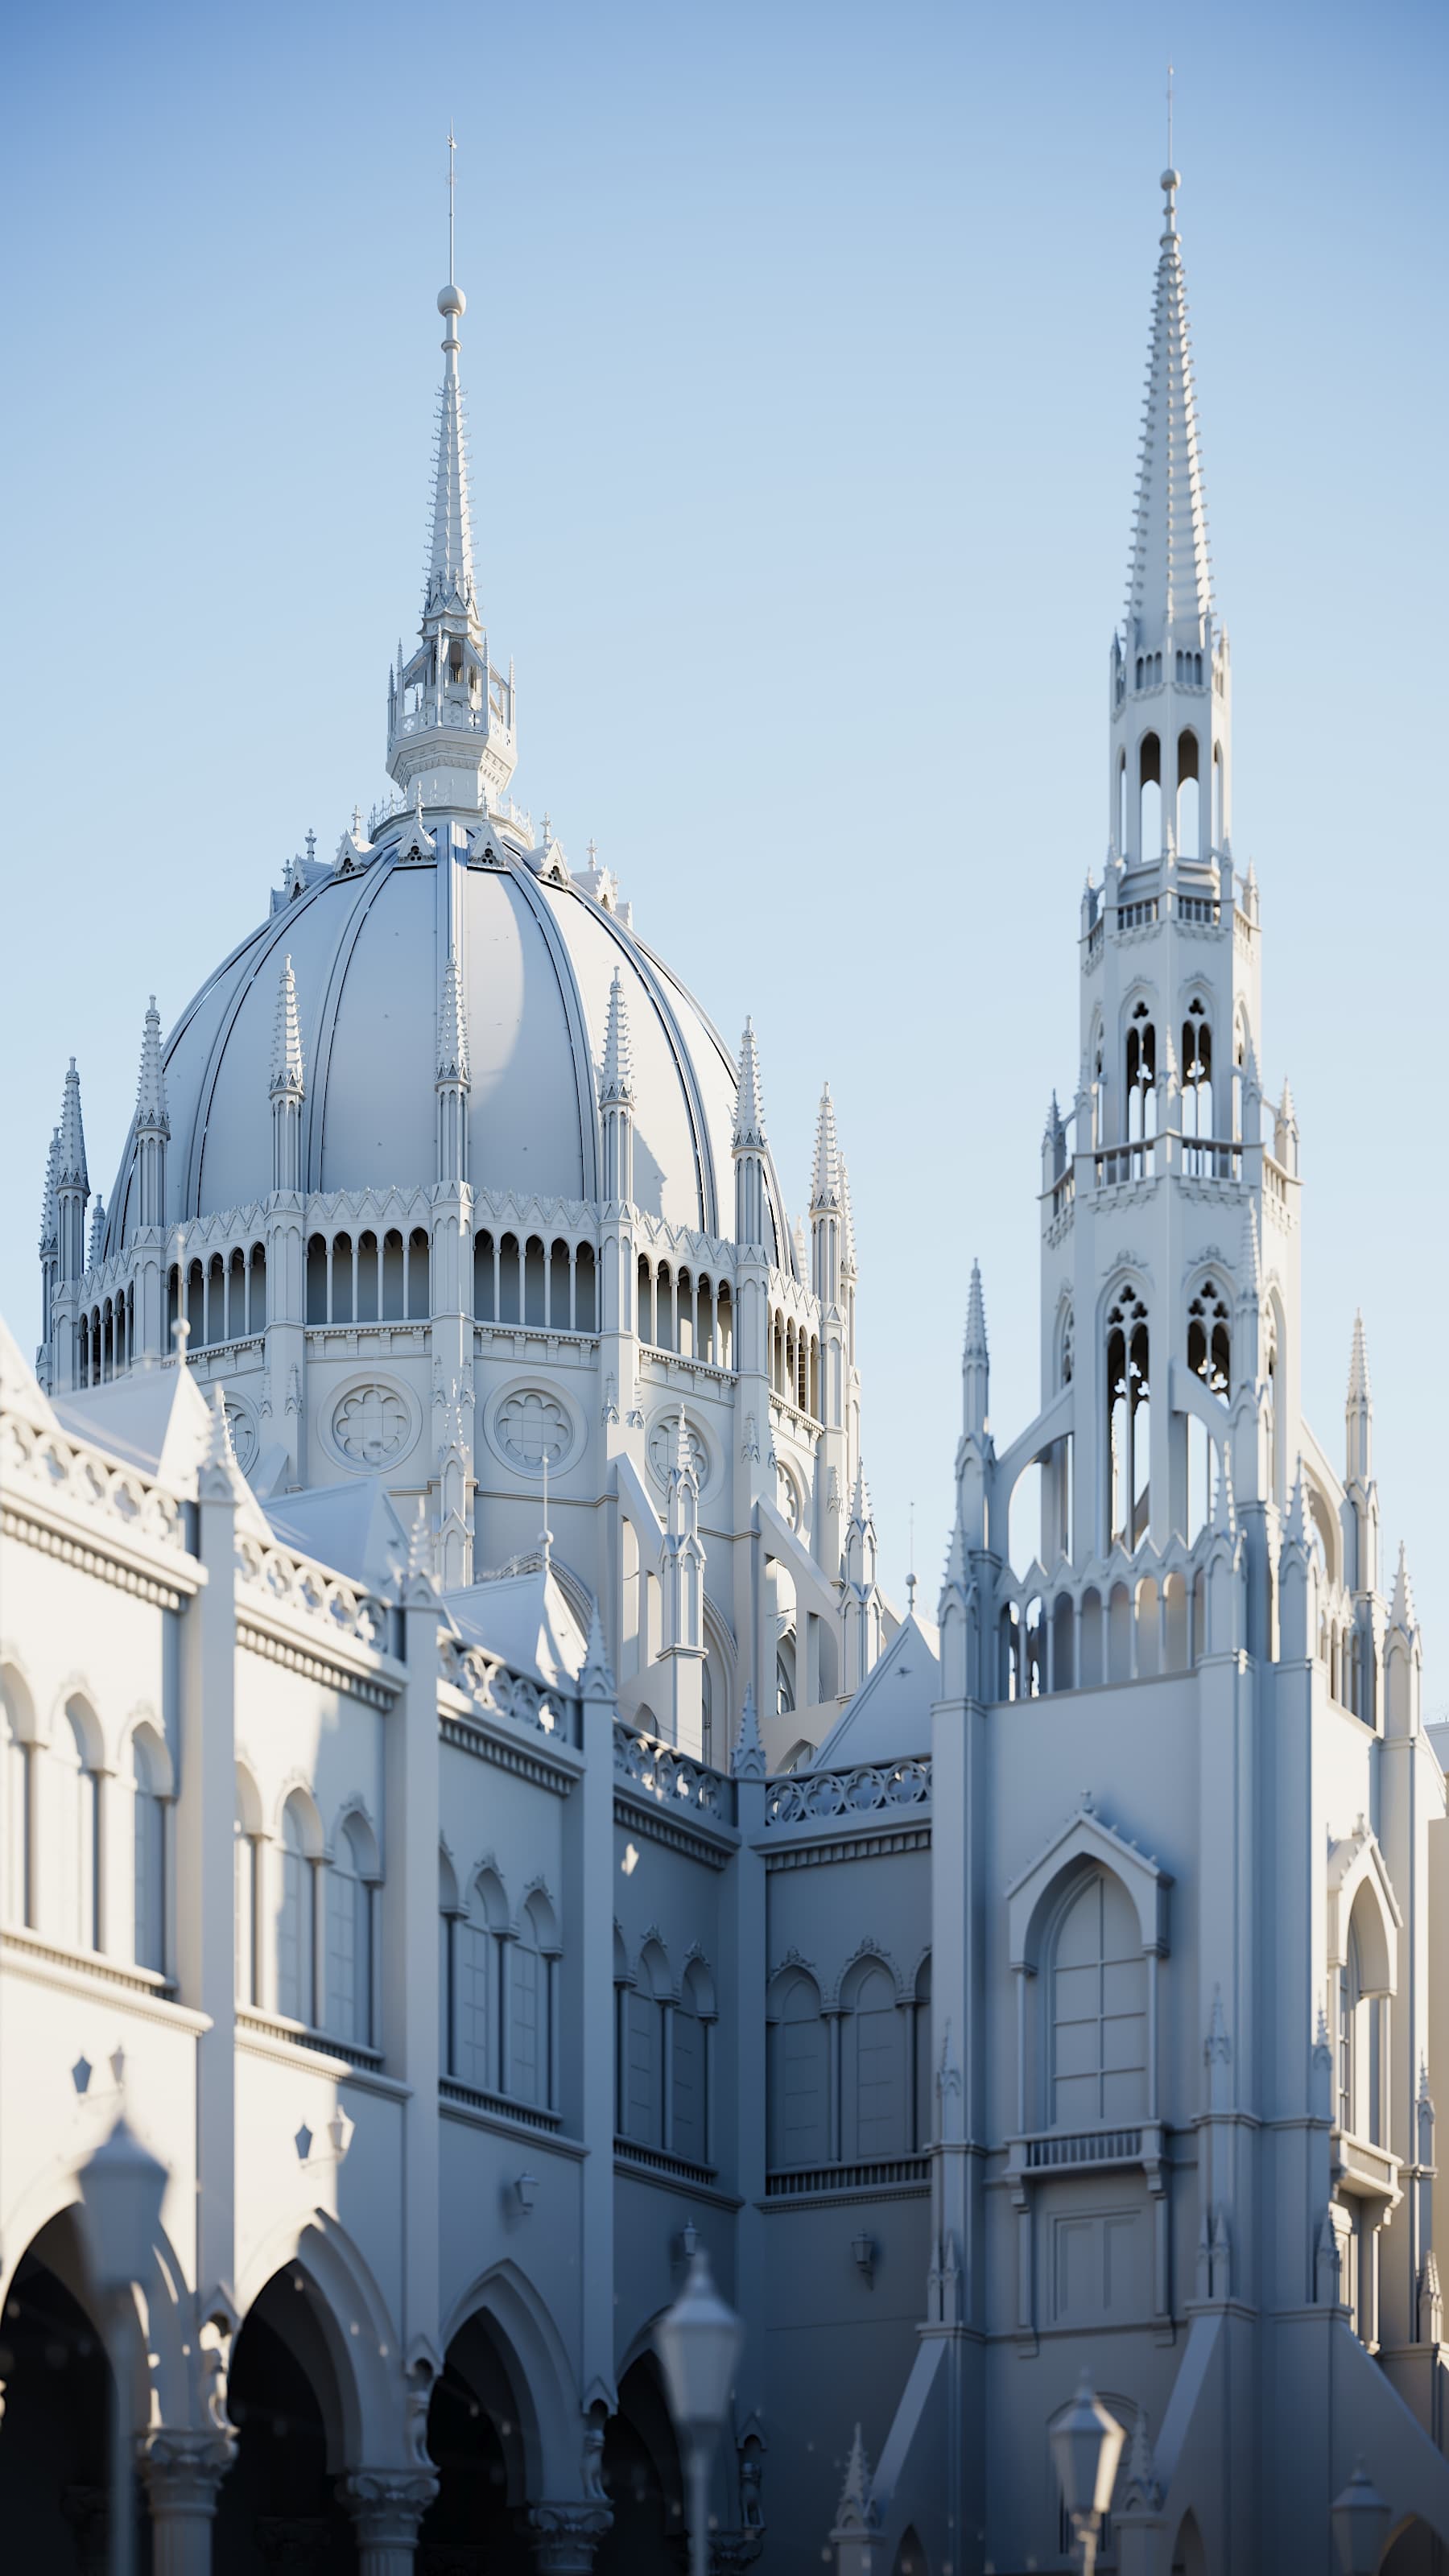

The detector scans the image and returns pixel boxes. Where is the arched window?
[305,1234,328,1324]
[2,1668,36,1930]
[235,1766,262,2008]
[913,1956,932,2149]
[766,1968,828,2169]
[1339,1889,1391,2148]
[1124,1003,1156,1152]
[523,1236,546,1327]
[1176,728,1199,857]
[382,1228,406,1319]
[407,1226,431,1319]
[1139,732,1162,857]
[1212,742,1224,848]
[456,1868,507,2091]
[56,1700,102,1953]
[324,1813,378,2049]
[439,1848,460,2068]
[673,1958,714,2165]
[624,1941,669,2146]
[277,1792,319,2025]
[509,1889,559,2110]
[131,1726,167,1975]
[1181,1000,1213,1150]
[842,1956,907,2159]
[1106,1290,1150,1550]
[474,1228,497,1320]
[1051,1871,1146,2126]
[357,1229,379,1322]
[575,1241,597,1332]
[1187,1278,1231,1397]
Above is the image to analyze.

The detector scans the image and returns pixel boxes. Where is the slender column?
[524,2504,612,2571]
[142,2432,234,2576]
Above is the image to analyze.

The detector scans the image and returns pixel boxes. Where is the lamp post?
[656,2245,744,2576]
[1048,2370,1125,2576]
[1331,2462,1390,2574]
[75,2114,169,2576]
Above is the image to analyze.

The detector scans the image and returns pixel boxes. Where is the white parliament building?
[3,166,1448,2575]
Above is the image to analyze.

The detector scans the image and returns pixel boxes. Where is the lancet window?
[766,1967,829,2169]
[476,1231,596,1333]
[1181,999,1216,1163]
[1124,1003,1157,1162]
[306,1227,427,1325]
[1050,1869,1147,2127]
[1107,1290,1150,1551]
[130,1726,167,1975]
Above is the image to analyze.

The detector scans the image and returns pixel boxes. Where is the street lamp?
[1048,2370,1125,2576]
[75,2114,169,2576]
[1331,2462,1390,2574]
[656,2245,744,2576]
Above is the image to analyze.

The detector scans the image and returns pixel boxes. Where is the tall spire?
[39,1127,58,1259]
[962,1257,989,1442]
[732,1018,770,1251]
[55,1060,89,1283]
[1126,167,1214,643]
[386,134,516,807]
[811,1081,845,1211]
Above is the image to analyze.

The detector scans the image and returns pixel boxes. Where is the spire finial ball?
[438,282,465,319]
[1161,167,1180,193]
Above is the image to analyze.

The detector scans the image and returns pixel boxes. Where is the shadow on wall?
[0,2217,140,2570]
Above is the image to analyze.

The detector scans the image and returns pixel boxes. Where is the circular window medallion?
[333,1383,411,1468]
[647,1410,709,1494]
[494,1387,573,1475]
[224,1393,258,1475]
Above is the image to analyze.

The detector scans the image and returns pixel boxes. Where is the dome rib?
[503,861,601,1204]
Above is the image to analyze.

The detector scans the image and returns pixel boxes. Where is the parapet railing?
[613,1722,736,1825]
[440,1635,577,1747]
[763,1758,931,1828]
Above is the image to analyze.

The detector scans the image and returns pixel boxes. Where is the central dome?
[110,825,757,1245]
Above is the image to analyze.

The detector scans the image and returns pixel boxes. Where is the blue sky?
[2,0,1445,1681]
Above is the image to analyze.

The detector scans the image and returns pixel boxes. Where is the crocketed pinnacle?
[88,1196,106,1269]
[1237,1203,1261,1307]
[839,1158,857,1275]
[270,956,305,1098]
[39,1128,59,1255]
[580,1596,617,1702]
[56,1059,89,1191]
[1347,1311,1372,1409]
[426,279,477,628]
[1390,1542,1418,1635]
[811,1081,845,1211]
[1126,169,1214,639]
[848,1458,874,1528]
[964,1258,989,1362]
[733,1018,767,1151]
[835,2425,873,2528]
[436,945,470,1084]
[135,996,169,1133]
[600,968,634,1105]
[730,1682,766,1781]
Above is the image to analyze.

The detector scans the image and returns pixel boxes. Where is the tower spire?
[1126,165,1213,646]
[55,1059,89,1282]
[386,132,517,807]
[270,956,306,1194]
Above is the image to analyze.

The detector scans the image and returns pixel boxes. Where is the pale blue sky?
[2,1,1445,1678]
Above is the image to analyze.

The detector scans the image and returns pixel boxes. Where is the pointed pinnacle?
[87,1196,106,1270]
[1125,170,1214,636]
[850,1457,873,1525]
[427,288,477,619]
[1391,1542,1417,1634]
[1348,1310,1372,1410]
[811,1080,844,1208]
[135,996,169,1133]
[731,1682,766,1781]
[600,968,634,1105]
[839,1158,858,1275]
[733,1017,767,1151]
[205,1385,238,1474]
[39,1127,59,1254]
[437,943,470,1084]
[270,956,305,1097]
[838,2425,873,2516]
[1279,1075,1297,1128]
[581,1596,617,1701]
[56,1059,89,1191]
[1285,1455,1309,1548]
[964,1259,989,1360]
[672,1405,696,1482]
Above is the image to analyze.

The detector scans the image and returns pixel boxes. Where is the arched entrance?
[419,2309,532,2572]
[1381,2518,1447,2575]
[214,2268,357,2570]
[0,2214,141,2569]
[594,2352,685,2575]
[1170,2510,1207,2575]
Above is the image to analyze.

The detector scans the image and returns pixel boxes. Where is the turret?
[270,956,305,1194]
[599,970,634,1206]
[134,995,170,1232]
[55,1059,89,1283]
[732,1018,769,1250]
[841,1459,883,1695]
[962,1259,989,1443]
[435,945,470,1186]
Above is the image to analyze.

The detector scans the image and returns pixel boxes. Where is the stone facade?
[5,167,1449,2574]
